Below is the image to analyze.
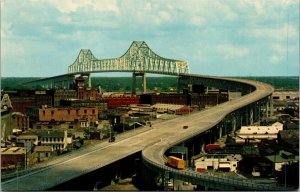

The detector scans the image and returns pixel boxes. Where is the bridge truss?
[68,41,189,75]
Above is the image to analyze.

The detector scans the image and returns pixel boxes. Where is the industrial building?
[38,106,99,128]
[194,154,242,173]
[235,122,283,144]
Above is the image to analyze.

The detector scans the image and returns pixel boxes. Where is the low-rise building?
[33,121,80,131]
[153,103,193,115]
[16,133,39,146]
[38,106,99,128]
[34,146,53,162]
[194,154,242,173]
[265,150,299,172]
[272,90,299,101]
[235,122,283,144]
[38,131,72,152]
[1,147,25,170]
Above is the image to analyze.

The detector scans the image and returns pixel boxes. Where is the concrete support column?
[269,96,273,116]
[177,77,181,93]
[250,108,254,125]
[232,116,236,133]
[143,73,147,94]
[132,73,137,95]
[266,102,269,118]
[88,73,92,88]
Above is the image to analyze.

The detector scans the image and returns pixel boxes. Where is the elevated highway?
[2,74,286,191]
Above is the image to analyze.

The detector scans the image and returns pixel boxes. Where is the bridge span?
[2,74,284,191]
[24,41,189,94]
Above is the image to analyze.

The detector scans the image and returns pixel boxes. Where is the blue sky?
[1,0,299,77]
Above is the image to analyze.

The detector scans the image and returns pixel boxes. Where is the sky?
[1,0,299,77]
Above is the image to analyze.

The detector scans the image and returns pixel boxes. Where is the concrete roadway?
[2,114,201,191]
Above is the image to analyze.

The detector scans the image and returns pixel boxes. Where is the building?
[235,122,283,144]
[272,90,299,101]
[34,146,53,162]
[38,106,99,128]
[38,131,72,152]
[4,90,53,114]
[16,133,39,146]
[190,93,228,108]
[12,112,30,131]
[33,121,80,131]
[75,76,100,100]
[140,93,188,105]
[102,95,140,108]
[265,150,299,172]
[1,147,26,170]
[53,89,77,107]
[140,92,229,107]
[194,154,242,173]
[152,103,194,115]
[1,94,15,141]
[60,99,108,114]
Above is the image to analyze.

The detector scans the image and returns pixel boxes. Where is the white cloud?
[214,2,237,21]
[156,11,172,24]
[191,16,205,26]
[92,0,120,15]
[241,0,265,15]
[270,55,284,64]
[217,44,249,60]
[47,0,119,14]
[1,21,13,38]
[243,24,298,41]
[57,15,73,25]
[272,44,286,54]
[48,0,84,13]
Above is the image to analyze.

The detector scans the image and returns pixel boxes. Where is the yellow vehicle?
[165,156,185,169]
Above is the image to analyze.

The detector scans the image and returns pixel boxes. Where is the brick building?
[12,112,30,131]
[5,90,53,114]
[140,93,228,107]
[1,147,26,170]
[102,96,140,108]
[38,106,99,128]
[53,90,77,107]
[75,76,100,100]
[60,99,107,112]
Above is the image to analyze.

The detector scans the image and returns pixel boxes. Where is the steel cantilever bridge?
[5,42,288,191]
[24,41,189,93]
[68,41,189,75]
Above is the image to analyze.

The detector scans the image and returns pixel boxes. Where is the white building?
[236,122,283,144]
[38,130,72,151]
[194,154,242,173]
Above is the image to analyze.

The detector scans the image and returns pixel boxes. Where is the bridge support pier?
[132,72,147,95]
[88,73,92,88]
